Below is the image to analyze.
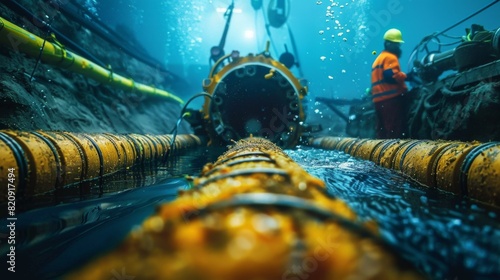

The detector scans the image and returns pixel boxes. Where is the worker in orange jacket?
[371,28,408,139]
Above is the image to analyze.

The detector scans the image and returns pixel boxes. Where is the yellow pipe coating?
[36,131,85,188]
[378,139,413,168]
[310,136,499,207]
[1,130,59,197]
[465,142,500,206]
[435,142,480,194]
[354,139,385,160]
[0,130,201,202]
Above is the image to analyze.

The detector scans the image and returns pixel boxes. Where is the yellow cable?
[0,17,184,104]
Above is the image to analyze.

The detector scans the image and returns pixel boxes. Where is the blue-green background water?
[92,0,499,105]
[1,147,499,279]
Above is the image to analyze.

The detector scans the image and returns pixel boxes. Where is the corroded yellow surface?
[66,137,424,280]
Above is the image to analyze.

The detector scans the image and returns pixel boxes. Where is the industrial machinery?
[405,24,500,141]
[187,0,308,148]
[335,24,500,142]
[199,50,308,148]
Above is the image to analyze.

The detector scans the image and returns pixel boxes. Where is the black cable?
[65,0,147,57]
[407,0,500,73]
[23,5,58,81]
[4,0,108,67]
[286,23,304,77]
[440,33,464,40]
[261,4,279,56]
[64,0,182,81]
[163,93,213,162]
[436,40,463,47]
[30,30,51,81]
[435,0,500,37]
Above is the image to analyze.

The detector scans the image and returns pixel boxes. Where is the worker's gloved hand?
[406,71,415,82]
[392,71,407,83]
[406,71,422,84]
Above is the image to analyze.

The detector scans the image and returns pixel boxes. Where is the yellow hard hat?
[383,28,404,43]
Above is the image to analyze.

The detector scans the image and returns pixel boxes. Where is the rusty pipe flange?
[202,54,307,148]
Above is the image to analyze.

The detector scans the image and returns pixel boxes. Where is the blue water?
[0,179,186,279]
[287,147,500,280]
[0,147,221,279]
[93,0,500,101]
[2,147,500,279]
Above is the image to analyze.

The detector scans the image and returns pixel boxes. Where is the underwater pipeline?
[65,137,425,279]
[3,128,500,209]
[310,137,500,207]
[0,17,184,104]
[0,130,201,202]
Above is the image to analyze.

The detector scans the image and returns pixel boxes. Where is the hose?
[435,0,500,37]
[2,0,187,89]
[423,89,443,111]
[165,92,213,162]
[0,17,184,104]
[407,88,427,138]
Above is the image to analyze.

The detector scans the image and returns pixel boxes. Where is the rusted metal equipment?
[66,137,424,280]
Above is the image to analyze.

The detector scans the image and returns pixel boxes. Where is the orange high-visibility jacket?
[371,51,407,103]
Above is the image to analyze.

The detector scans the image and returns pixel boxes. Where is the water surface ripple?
[287,146,500,280]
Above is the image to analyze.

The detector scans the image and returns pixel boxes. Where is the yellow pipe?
[379,139,415,168]
[370,139,401,165]
[1,130,59,197]
[435,142,480,194]
[35,131,88,188]
[310,137,499,207]
[461,142,500,207]
[352,139,385,160]
[0,130,201,202]
[395,140,456,186]
[0,17,184,104]
[335,137,357,153]
[66,137,424,279]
